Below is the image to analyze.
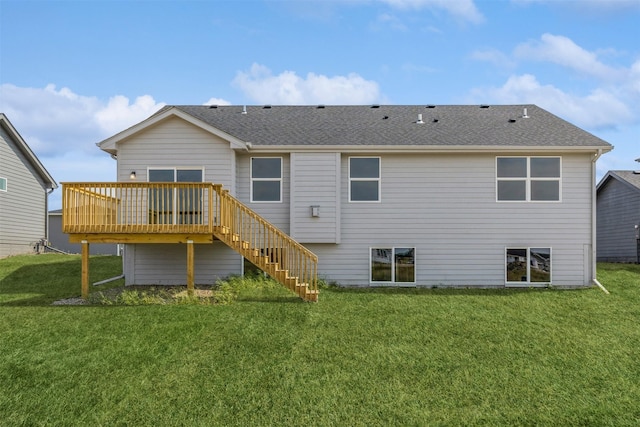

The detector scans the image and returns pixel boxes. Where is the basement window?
[371,247,415,283]
[505,247,551,285]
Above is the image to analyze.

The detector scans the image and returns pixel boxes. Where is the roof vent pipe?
[416,114,424,124]
[242,105,247,115]
[522,107,529,118]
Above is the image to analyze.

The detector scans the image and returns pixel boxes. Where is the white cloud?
[0,84,164,156]
[373,13,408,31]
[514,33,625,81]
[379,0,484,24]
[204,97,232,106]
[232,63,381,105]
[512,0,640,14]
[469,74,633,129]
[95,94,164,135]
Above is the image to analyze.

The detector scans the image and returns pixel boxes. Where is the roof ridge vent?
[371,105,380,109]
[480,105,490,109]
[317,105,325,109]
[263,105,271,109]
[416,114,424,124]
[208,105,218,109]
[425,105,436,109]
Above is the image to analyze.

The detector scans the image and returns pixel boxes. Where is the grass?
[1,254,639,426]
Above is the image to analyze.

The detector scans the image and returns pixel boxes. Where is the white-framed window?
[349,157,381,202]
[497,157,561,202]
[147,168,204,225]
[251,157,282,202]
[370,247,415,283]
[505,247,552,285]
[0,177,6,192]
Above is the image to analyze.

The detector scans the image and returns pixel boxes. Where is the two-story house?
[1,114,57,258]
[62,105,612,301]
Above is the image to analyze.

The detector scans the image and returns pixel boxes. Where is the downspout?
[591,149,609,294]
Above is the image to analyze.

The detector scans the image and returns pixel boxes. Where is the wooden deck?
[62,183,318,302]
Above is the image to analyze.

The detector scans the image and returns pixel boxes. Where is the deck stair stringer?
[212,187,319,302]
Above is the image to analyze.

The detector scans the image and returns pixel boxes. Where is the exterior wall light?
[130,171,136,180]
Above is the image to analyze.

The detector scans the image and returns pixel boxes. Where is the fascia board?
[244,144,613,154]
[0,114,58,189]
[98,107,248,154]
[597,171,640,194]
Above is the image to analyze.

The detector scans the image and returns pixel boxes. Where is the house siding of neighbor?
[48,210,119,255]
[596,171,640,263]
[0,114,57,258]
[95,105,611,288]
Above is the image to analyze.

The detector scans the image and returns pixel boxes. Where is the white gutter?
[591,148,608,294]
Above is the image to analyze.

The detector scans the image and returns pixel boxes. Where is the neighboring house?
[0,114,57,258]
[596,170,640,263]
[62,105,612,300]
[48,209,119,255]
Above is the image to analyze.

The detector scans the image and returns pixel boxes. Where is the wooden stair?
[212,190,319,302]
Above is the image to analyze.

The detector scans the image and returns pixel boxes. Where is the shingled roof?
[100,104,612,153]
[597,170,640,193]
[171,104,611,148]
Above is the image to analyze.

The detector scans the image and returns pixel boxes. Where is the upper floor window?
[349,157,380,202]
[251,157,282,202]
[497,157,561,202]
[0,177,6,192]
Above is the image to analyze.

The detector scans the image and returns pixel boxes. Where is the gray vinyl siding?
[48,212,118,255]
[290,152,340,243]
[305,152,593,287]
[597,178,640,262]
[118,116,238,282]
[123,242,241,285]
[117,116,236,190]
[0,127,48,258]
[235,153,291,233]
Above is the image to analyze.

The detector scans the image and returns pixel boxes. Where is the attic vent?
[263,105,272,109]
[508,118,517,123]
[317,105,325,109]
[382,115,389,120]
[432,118,439,123]
[634,171,640,175]
[371,105,380,109]
[208,105,218,109]
[480,105,490,109]
[425,105,436,109]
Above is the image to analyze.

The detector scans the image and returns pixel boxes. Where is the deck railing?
[63,182,216,234]
[215,185,318,295]
[62,182,318,298]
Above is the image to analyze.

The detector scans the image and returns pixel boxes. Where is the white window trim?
[369,246,416,285]
[0,177,6,192]
[505,247,552,287]
[496,156,562,202]
[349,156,381,203]
[250,157,283,203]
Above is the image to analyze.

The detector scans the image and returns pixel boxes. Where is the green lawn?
[1,254,639,426]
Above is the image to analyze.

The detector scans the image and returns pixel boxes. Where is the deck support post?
[187,240,194,296]
[81,240,89,299]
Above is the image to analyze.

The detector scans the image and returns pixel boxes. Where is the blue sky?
[1,0,639,210]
